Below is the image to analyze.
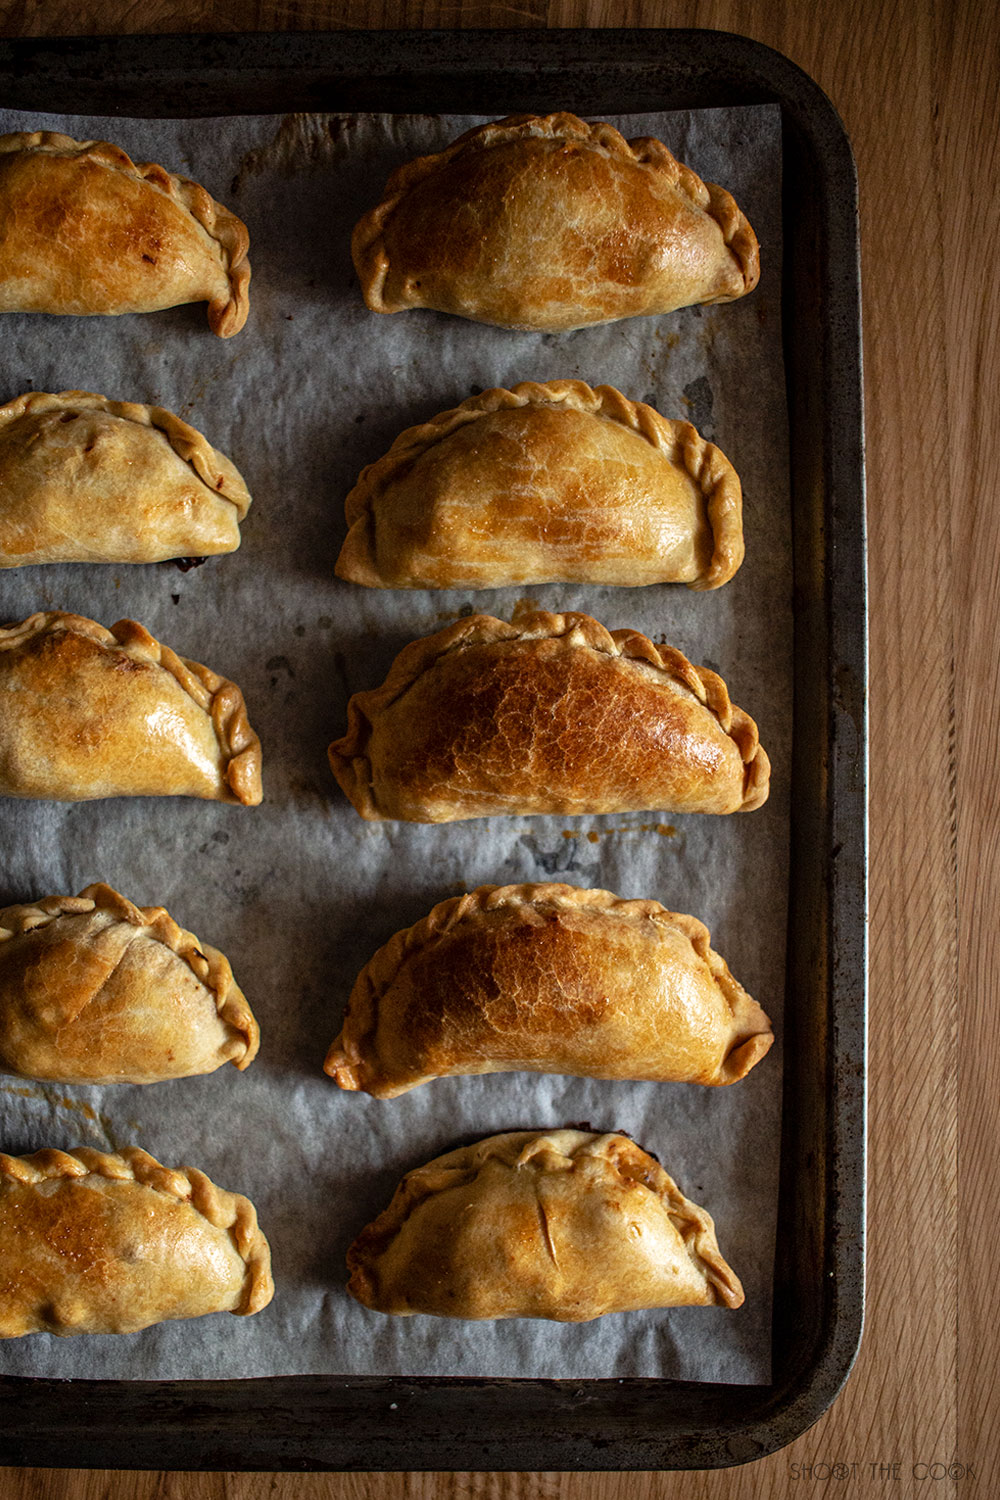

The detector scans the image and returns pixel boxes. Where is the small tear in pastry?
[335,380,743,591]
[0,131,250,336]
[325,882,772,1096]
[328,606,769,822]
[347,1128,744,1321]
[0,391,251,568]
[0,883,259,1084]
[353,113,759,331]
[0,1146,273,1337]
[0,611,262,804]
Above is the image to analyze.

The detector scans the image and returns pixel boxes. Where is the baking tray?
[0,28,866,1471]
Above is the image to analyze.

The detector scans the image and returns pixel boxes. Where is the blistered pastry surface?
[352,114,759,331]
[335,380,744,590]
[0,132,250,335]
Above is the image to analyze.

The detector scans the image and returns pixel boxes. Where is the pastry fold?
[0,1146,273,1337]
[347,1129,744,1321]
[353,113,759,331]
[0,883,259,1084]
[336,381,743,591]
[0,611,262,804]
[0,131,250,336]
[328,608,769,822]
[0,390,251,567]
[325,883,772,1096]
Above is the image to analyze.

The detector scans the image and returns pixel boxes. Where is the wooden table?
[0,1,996,1495]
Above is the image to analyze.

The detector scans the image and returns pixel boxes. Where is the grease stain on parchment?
[0,1083,129,1150]
[231,113,358,196]
[562,823,678,844]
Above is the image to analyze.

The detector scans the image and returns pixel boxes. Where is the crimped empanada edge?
[0,611,263,806]
[0,882,259,1068]
[325,881,772,1091]
[596,1132,745,1308]
[351,112,759,313]
[327,609,769,818]
[0,1145,274,1315]
[0,390,251,520]
[337,379,744,591]
[0,132,251,337]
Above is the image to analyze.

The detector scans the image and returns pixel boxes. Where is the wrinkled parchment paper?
[0,104,788,1383]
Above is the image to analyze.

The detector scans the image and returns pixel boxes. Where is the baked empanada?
[0,391,251,567]
[328,608,769,822]
[0,611,262,804]
[0,132,249,336]
[325,883,772,1096]
[0,1146,272,1337]
[347,1129,743,1321]
[0,883,258,1084]
[352,113,759,332]
[336,381,743,591]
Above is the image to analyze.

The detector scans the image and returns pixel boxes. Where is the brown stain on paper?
[231,113,357,195]
[0,1082,128,1150]
[562,823,677,843]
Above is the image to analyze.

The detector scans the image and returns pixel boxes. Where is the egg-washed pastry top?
[0,131,250,336]
[347,1129,744,1321]
[328,608,770,823]
[0,883,259,1084]
[0,390,251,566]
[0,611,262,804]
[352,113,759,331]
[336,380,744,591]
[0,1146,273,1337]
[326,882,773,1096]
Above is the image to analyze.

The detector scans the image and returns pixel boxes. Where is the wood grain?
[0,0,996,1496]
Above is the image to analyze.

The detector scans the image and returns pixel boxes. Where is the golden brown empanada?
[328,608,769,822]
[353,113,759,332]
[0,391,251,567]
[325,883,772,1096]
[0,1146,273,1337]
[0,883,258,1084]
[336,381,743,591]
[0,132,250,336]
[347,1129,743,1321]
[0,611,262,804]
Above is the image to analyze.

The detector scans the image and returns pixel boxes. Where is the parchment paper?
[0,103,789,1383]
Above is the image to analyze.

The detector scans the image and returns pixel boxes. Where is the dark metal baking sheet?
[0,28,866,1471]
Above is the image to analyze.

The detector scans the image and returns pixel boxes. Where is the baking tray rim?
[0,26,867,1472]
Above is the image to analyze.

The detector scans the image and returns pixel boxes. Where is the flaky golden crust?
[0,390,251,566]
[325,882,772,1096]
[347,1129,744,1321]
[0,883,259,1084]
[0,131,250,336]
[0,611,262,804]
[328,608,769,823]
[352,113,759,331]
[0,1146,273,1337]
[336,380,743,591]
